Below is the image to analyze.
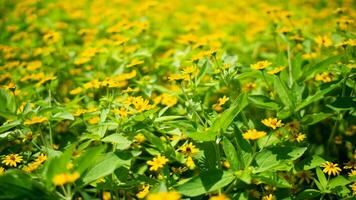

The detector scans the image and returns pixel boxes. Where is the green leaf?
[0,120,21,134]
[0,170,55,200]
[211,93,249,133]
[274,76,293,109]
[175,170,235,197]
[316,167,327,189]
[154,116,185,123]
[254,150,279,173]
[248,95,280,110]
[222,138,239,170]
[52,112,74,121]
[328,176,351,189]
[252,172,291,188]
[101,133,132,150]
[43,144,77,186]
[0,89,16,117]
[82,152,123,184]
[327,97,356,111]
[301,113,333,125]
[75,145,106,174]
[299,155,326,170]
[189,93,248,142]
[295,189,321,200]
[304,55,343,80]
[233,131,252,169]
[296,80,342,111]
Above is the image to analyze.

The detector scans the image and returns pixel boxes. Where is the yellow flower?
[267,66,285,75]
[209,194,230,200]
[102,191,111,200]
[242,129,267,140]
[185,156,196,170]
[315,35,332,47]
[35,153,47,164]
[127,59,144,68]
[147,191,181,200]
[160,94,178,107]
[179,142,199,156]
[261,118,284,129]
[2,153,23,167]
[242,82,256,92]
[69,87,83,95]
[321,162,342,176]
[43,31,61,44]
[147,155,169,171]
[24,116,48,125]
[88,116,100,125]
[351,182,356,196]
[250,61,272,70]
[52,172,80,186]
[136,185,150,199]
[315,72,333,83]
[262,194,275,200]
[217,95,229,106]
[134,133,146,144]
[222,160,231,169]
[0,167,5,175]
[291,133,306,142]
[52,173,67,186]
[348,169,356,177]
[168,73,190,81]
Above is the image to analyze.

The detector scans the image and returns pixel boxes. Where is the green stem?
[287,43,293,88]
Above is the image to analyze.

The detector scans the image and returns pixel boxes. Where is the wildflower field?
[0,0,356,199]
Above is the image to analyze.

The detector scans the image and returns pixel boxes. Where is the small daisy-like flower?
[321,162,342,176]
[348,169,356,177]
[134,133,146,144]
[261,118,284,129]
[24,116,48,126]
[136,185,150,199]
[146,155,169,171]
[179,142,199,156]
[209,194,230,200]
[185,156,196,170]
[267,66,285,75]
[242,129,267,140]
[0,167,5,174]
[250,61,272,70]
[262,194,275,200]
[147,191,181,200]
[291,133,306,142]
[2,153,23,167]
[297,170,314,184]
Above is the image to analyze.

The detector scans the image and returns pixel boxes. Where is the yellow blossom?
[134,133,146,144]
[261,118,284,129]
[185,156,196,170]
[250,61,272,70]
[291,133,306,142]
[52,172,80,186]
[136,185,150,199]
[321,162,342,176]
[147,191,181,200]
[315,35,332,47]
[179,142,199,156]
[209,194,230,200]
[2,154,23,167]
[242,129,267,140]
[315,72,333,83]
[147,155,169,171]
[24,116,48,125]
[267,66,285,75]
